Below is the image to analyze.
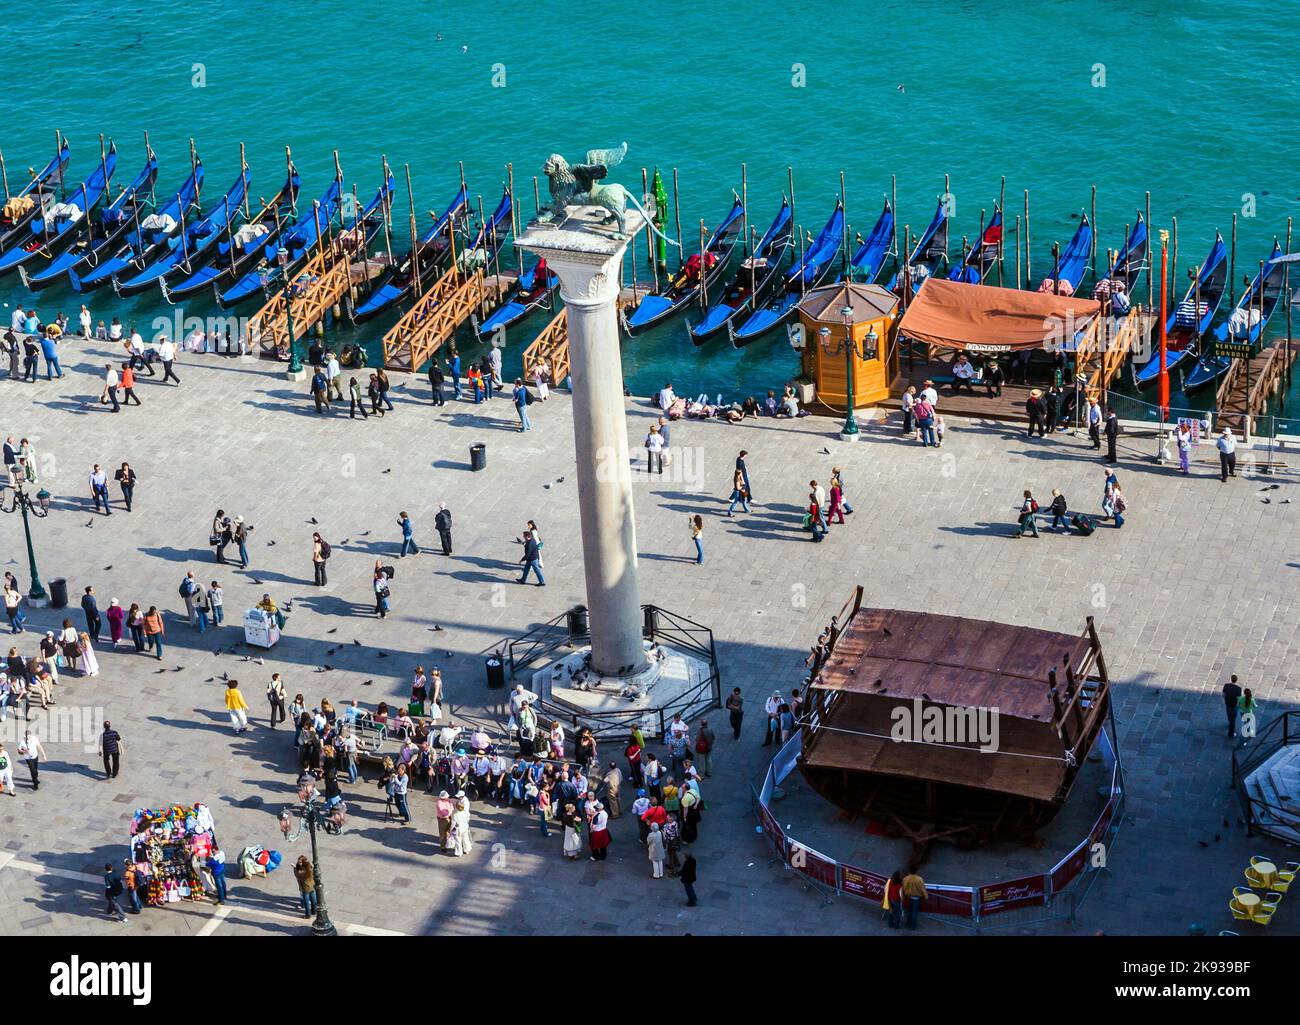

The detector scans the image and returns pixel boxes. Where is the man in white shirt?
[10,307,25,334]
[658,382,676,411]
[103,364,120,413]
[1216,428,1237,482]
[489,343,503,388]
[157,337,180,385]
[921,379,939,408]
[17,730,45,790]
[325,352,343,400]
[79,305,92,338]
[952,354,976,394]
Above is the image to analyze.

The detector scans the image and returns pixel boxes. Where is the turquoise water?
[5,0,1299,416]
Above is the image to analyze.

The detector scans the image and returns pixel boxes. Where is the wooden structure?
[521,308,570,385]
[380,265,490,371]
[799,587,1111,852]
[796,281,899,407]
[1215,341,1298,438]
[1074,305,1144,401]
[249,234,360,359]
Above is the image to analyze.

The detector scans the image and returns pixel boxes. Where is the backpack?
[0,752,8,771]
[319,540,332,560]
[1029,499,1039,513]
[524,388,536,405]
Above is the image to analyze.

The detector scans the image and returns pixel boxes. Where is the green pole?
[651,168,668,270]
[307,804,336,937]
[842,309,858,436]
[281,246,302,374]
[22,488,48,602]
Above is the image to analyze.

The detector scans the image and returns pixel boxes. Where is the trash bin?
[566,605,589,640]
[49,577,68,609]
[470,443,487,472]
[485,654,505,689]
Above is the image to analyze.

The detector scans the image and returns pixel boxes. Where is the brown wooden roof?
[813,608,1081,722]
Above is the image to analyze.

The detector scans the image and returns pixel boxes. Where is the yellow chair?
[1218,930,1240,936]
[1250,855,1272,869]
[1252,905,1276,926]
[1229,897,1254,921]
[1272,874,1291,894]
[1245,867,1268,888]
[1262,892,1283,911]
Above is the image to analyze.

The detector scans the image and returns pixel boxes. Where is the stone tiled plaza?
[0,337,1296,936]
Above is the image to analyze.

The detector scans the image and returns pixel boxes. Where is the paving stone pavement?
[0,337,1296,937]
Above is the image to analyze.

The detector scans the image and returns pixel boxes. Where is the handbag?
[209,533,221,546]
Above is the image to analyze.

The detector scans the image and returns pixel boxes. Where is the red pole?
[1157,229,1169,418]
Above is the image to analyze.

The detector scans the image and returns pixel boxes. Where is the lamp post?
[280,246,303,376]
[4,482,51,604]
[818,303,878,440]
[282,785,338,936]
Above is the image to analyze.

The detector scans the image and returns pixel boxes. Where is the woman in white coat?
[450,792,473,857]
[646,821,665,878]
[76,631,100,677]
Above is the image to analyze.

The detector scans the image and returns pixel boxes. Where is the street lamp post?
[818,303,879,441]
[282,786,338,936]
[4,482,51,604]
[280,246,303,376]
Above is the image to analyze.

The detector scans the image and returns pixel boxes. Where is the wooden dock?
[521,308,569,384]
[1214,341,1298,437]
[380,266,515,372]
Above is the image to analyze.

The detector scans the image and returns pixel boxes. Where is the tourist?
[518,529,544,585]
[267,673,287,729]
[1223,674,1243,739]
[689,514,704,563]
[806,491,826,541]
[225,680,250,734]
[3,584,24,634]
[389,763,411,824]
[1110,482,1128,528]
[326,351,343,401]
[206,580,224,626]
[1176,422,1193,475]
[951,354,976,394]
[468,363,483,403]
[1048,489,1069,532]
[646,822,666,878]
[726,688,744,740]
[1086,398,1102,449]
[143,606,164,659]
[158,335,180,384]
[1104,409,1120,463]
[40,330,63,380]
[451,791,473,855]
[935,415,946,447]
[428,360,446,405]
[207,847,228,904]
[76,631,100,676]
[531,358,549,400]
[103,863,128,922]
[114,462,137,510]
[644,754,664,800]
[120,362,138,406]
[984,359,1005,397]
[1238,688,1259,741]
[1216,427,1237,481]
[366,373,385,416]
[310,365,329,413]
[376,367,394,411]
[779,701,796,743]
[98,720,123,778]
[435,501,453,555]
[233,517,250,569]
[726,467,750,516]
[89,464,111,515]
[901,385,916,434]
[1025,389,1045,437]
[914,392,936,446]
[624,734,645,788]
[126,603,145,652]
[179,572,200,626]
[763,691,783,747]
[658,381,676,410]
[884,870,904,929]
[447,347,462,399]
[312,532,328,586]
[294,856,317,918]
[512,377,532,432]
[681,779,702,843]
[17,729,44,791]
[434,790,455,848]
[735,450,753,500]
[681,852,699,906]
[902,868,928,929]
[1015,490,1040,538]
[102,363,121,412]
[1044,385,1062,432]
[397,510,419,557]
[105,598,124,648]
[645,424,665,474]
[827,475,846,525]
[122,859,142,914]
[588,802,612,861]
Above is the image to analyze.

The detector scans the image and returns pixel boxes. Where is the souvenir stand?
[127,802,218,907]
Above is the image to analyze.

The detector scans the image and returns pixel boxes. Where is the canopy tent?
[897,278,1102,353]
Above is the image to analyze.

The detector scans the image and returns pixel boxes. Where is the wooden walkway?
[380,265,512,372]
[1215,341,1298,437]
[881,348,1076,425]
[248,230,367,359]
[521,308,569,385]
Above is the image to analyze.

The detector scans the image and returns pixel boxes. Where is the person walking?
[3,583,25,634]
[1222,674,1243,739]
[98,720,123,778]
[680,852,698,906]
[389,763,412,824]
[902,869,928,929]
[435,501,452,556]
[1176,422,1193,475]
[114,462,136,510]
[119,363,141,405]
[89,464,112,515]
[647,821,666,878]
[143,606,164,659]
[1238,688,1259,742]
[267,672,287,729]
[1110,482,1128,528]
[347,376,367,419]
[157,336,180,384]
[512,377,532,431]
[695,719,715,777]
[1048,489,1069,532]
[106,598,124,648]
[312,532,329,586]
[127,603,146,652]
[207,581,224,625]
[376,367,394,412]
[435,790,455,849]
[17,729,45,790]
[398,510,419,557]
[736,450,753,501]
[293,856,317,918]
[726,687,744,740]
[81,585,102,642]
[374,566,392,618]
[103,863,129,922]
[102,364,121,412]
[688,515,704,564]
[1015,489,1040,538]
[1104,409,1120,464]
[1025,389,1045,437]
[326,351,344,402]
[726,468,750,516]
[451,792,473,855]
[310,365,329,414]
[225,680,250,734]
[518,530,545,585]
[827,475,846,525]
[1217,427,1237,481]
[0,742,14,796]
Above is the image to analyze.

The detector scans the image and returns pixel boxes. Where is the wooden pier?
[380,266,514,372]
[521,308,569,385]
[248,240,354,359]
[1215,340,1298,437]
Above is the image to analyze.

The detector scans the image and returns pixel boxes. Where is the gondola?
[946,204,1002,284]
[1039,212,1092,293]
[1183,241,1285,395]
[1103,213,1148,293]
[1133,234,1227,388]
[0,143,117,278]
[846,199,895,284]
[475,257,559,339]
[20,150,158,291]
[215,175,344,307]
[689,197,792,344]
[161,161,300,304]
[0,139,72,254]
[113,164,252,296]
[730,199,843,347]
[886,198,949,294]
[69,162,204,293]
[351,183,469,324]
[624,195,744,336]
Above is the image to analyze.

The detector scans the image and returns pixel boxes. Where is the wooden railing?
[1078,305,1143,401]
[248,234,360,359]
[520,308,569,386]
[381,266,485,371]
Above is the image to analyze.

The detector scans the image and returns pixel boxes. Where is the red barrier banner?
[840,864,887,902]
[788,841,837,888]
[1090,793,1118,847]
[1050,838,1091,895]
[757,803,785,858]
[978,874,1049,916]
[923,884,976,918]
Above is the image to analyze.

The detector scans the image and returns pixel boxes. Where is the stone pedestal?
[516,205,649,679]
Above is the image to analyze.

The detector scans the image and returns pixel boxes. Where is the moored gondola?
[886,197,949,294]
[475,256,558,340]
[846,199,895,285]
[1133,234,1227,388]
[689,197,792,344]
[0,139,72,254]
[946,204,1002,284]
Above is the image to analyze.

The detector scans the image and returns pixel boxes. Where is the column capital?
[515,203,647,308]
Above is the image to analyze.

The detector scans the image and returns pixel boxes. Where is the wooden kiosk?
[799,587,1113,853]
[796,281,899,408]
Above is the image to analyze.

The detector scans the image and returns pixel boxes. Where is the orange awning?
[898,278,1101,352]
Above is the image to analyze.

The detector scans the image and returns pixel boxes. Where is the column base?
[839,430,861,443]
[285,367,308,382]
[26,596,49,608]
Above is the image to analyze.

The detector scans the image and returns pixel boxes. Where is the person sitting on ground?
[741,395,760,418]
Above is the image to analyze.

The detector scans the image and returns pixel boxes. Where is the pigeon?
[820,446,831,455]
[213,648,221,656]
[359,530,371,537]
[327,628,338,634]
[543,483,551,489]
[326,648,336,656]
[1261,484,1280,491]
[339,538,350,545]
[556,476,565,483]
[173,666,184,672]
[103,565,112,571]
[377,651,388,659]
[1262,498,1271,504]
[252,657,264,665]
[267,540,276,547]
[444,651,454,658]
[382,468,392,474]
[251,578,264,585]
[220,672,229,681]
[431,625,443,632]
[353,639,361,646]
[309,517,318,524]
[205,677,214,683]
[362,679,374,686]
[1283,498,1293,504]
[84,519,94,528]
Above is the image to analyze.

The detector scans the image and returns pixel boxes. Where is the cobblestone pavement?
[0,337,1295,936]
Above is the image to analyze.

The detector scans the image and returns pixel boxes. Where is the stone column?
[516,206,648,678]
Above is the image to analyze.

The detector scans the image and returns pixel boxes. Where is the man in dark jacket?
[310,366,329,414]
[1223,675,1243,738]
[983,359,1005,397]
[680,853,698,906]
[1044,386,1061,433]
[428,362,446,406]
[81,586,102,642]
[1025,391,1045,438]
[435,502,452,556]
[518,530,545,586]
[1104,409,1120,463]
